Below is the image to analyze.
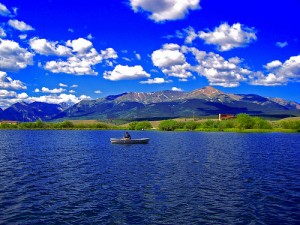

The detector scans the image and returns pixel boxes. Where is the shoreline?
[0,128,298,133]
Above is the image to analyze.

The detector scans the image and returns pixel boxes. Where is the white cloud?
[42,38,118,75]
[199,22,257,51]
[34,88,40,93]
[0,3,11,17]
[250,55,300,86]
[0,71,27,90]
[44,57,99,75]
[276,41,288,48]
[172,87,183,91]
[18,92,28,99]
[0,89,91,109]
[0,90,29,109]
[69,90,76,93]
[104,65,150,81]
[250,72,285,86]
[68,28,74,33]
[19,34,27,40]
[8,19,35,31]
[0,90,27,99]
[30,38,72,56]
[66,38,93,54]
[71,84,78,88]
[152,44,185,68]
[140,77,172,84]
[0,89,18,98]
[28,93,91,105]
[264,60,282,70]
[94,90,102,94]
[41,87,65,94]
[152,44,192,79]
[130,0,201,22]
[0,39,34,71]
[176,26,198,44]
[0,27,6,37]
[184,46,250,87]
[101,47,118,59]
[59,83,68,87]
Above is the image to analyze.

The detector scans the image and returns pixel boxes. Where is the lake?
[0,130,299,224]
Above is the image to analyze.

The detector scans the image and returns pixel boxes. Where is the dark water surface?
[0,130,299,224]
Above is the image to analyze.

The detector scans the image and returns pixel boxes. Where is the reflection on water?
[0,130,299,224]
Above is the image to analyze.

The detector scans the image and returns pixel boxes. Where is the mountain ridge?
[53,86,300,121]
[1,86,300,122]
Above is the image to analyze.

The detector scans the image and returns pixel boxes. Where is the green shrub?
[159,120,179,131]
[134,121,152,130]
[236,114,255,130]
[128,121,138,130]
[59,120,74,128]
[184,121,198,130]
[253,117,272,129]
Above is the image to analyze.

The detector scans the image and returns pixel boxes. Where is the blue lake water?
[0,130,299,224]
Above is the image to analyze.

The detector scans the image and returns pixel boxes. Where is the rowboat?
[110,138,150,144]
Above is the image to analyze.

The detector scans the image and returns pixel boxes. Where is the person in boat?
[123,131,131,140]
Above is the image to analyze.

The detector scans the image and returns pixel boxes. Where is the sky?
[0,0,299,109]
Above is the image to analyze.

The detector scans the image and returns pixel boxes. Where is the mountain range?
[53,86,300,121]
[0,102,66,122]
[1,86,300,122]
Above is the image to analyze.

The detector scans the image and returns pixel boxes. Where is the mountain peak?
[188,86,224,98]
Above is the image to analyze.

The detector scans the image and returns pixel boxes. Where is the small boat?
[110,138,150,144]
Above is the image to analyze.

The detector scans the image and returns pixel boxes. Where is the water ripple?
[0,130,299,224]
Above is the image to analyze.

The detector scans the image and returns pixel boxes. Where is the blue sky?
[0,0,299,108]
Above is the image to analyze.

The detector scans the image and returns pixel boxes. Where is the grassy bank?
[0,114,299,133]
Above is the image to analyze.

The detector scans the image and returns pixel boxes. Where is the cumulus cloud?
[66,38,93,54]
[0,3,11,17]
[28,94,91,105]
[71,84,78,88]
[276,41,288,48]
[104,65,150,81]
[0,71,27,90]
[8,19,35,31]
[140,77,172,84]
[0,27,6,37]
[264,60,282,70]
[152,43,192,79]
[0,92,91,109]
[130,0,201,22]
[0,39,34,71]
[94,90,102,94]
[186,46,249,87]
[198,22,257,51]
[40,87,65,94]
[0,90,29,108]
[171,87,183,91]
[250,55,300,86]
[42,38,118,75]
[0,90,27,99]
[30,38,72,56]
